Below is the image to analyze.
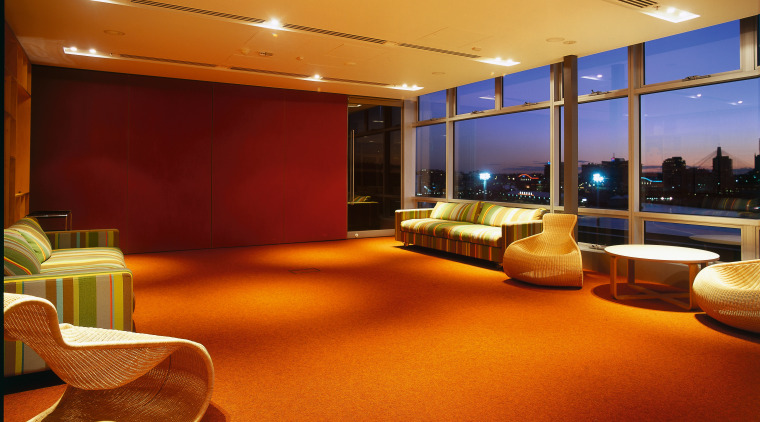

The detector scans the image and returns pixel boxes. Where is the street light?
[592,173,604,206]
[479,172,491,199]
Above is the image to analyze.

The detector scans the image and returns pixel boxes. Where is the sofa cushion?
[4,229,42,276]
[476,204,546,226]
[11,217,53,261]
[446,224,503,247]
[400,219,473,238]
[429,201,482,223]
[41,247,127,273]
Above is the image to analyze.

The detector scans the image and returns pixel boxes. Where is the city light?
[593,173,605,184]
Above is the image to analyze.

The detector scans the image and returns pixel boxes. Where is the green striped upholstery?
[41,248,126,272]
[429,201,482,223]
[11,218,53,261]
[395,206,546,263]
[476,203,547,226]
[4,230,42,276]
[46,229,120,249]
[4,270,134,376]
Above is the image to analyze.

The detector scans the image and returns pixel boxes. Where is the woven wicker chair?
[503,213,583,287]
[4,293,214,421]
[693,259,760,333]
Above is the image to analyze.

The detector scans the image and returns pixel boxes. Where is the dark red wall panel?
[126,76,213,253]
[29,66,347,254]
[282,90,347,243]
[211,84,286,248]
[30,67,130,240]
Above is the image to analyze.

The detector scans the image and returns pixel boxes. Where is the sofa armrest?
[501,220,543,250]
[3,269,133,330]
[4,269,134,377]
[395,209,434,241]
[45,229,120,249]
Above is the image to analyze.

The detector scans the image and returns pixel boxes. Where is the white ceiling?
[5,0,759,100]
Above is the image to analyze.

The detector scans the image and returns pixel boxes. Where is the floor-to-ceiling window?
[408,16,760,261]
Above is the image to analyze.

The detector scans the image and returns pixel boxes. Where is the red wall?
[30,66,347,254]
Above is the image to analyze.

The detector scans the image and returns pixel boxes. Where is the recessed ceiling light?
[546,37,565,43]
[432,71,445,75]
[477,57,520,67]
[103,30,125,36]
[264,18,282,29]
[563,40,577,45]
[642,6,699,23]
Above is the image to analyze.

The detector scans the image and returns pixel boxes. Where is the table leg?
[687,263,701,310]
[627,259,636,285]
[610,256,618,299]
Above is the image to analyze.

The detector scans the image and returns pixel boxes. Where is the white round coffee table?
[604,244,720,310]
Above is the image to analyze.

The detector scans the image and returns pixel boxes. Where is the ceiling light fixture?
[262,18,283,30]
[642,6,699,23]
[63,46,112,59]
[389,84,423,91]
[477,57,520,67]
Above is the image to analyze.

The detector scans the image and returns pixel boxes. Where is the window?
[644,20,741,85]
[578,48,627,94]
[418,90,446,121]
[645,221,741,262]
[456,79,495,114]
[454,110,550,204]
[578,216,628,246]
[502,66,550,107]
[640,79,760,219]
[578,98,628,209]
[415,124,446,197]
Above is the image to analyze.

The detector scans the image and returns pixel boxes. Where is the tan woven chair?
[503,213,583,287]
[693,259,760,333]
[4,293,214,421]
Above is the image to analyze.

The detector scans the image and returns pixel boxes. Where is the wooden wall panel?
[126,76,213,253]
[30,67,130,238]
[282,90,347,243]
[30,66,348,254]
[211,84,286,248]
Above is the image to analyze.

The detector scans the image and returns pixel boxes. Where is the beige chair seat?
[4,293,214,421]
[503,213,583,287]
[693,259,760,333]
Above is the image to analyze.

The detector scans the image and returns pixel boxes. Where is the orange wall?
[30,66,347,254]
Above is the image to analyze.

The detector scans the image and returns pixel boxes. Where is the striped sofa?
[395,202,547,263]
[4,217,133,377]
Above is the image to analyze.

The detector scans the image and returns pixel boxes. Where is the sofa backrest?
[476,203,547,227]
[429,201,482,223]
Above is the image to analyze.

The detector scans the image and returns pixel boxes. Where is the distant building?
[712,147,734,193]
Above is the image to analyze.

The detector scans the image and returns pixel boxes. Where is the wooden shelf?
[4,21,31,227]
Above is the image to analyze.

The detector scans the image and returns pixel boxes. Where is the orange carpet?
[4,237,760,421]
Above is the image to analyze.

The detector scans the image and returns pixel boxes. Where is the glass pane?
[416,124,446,198]
[641,79,760,219]
[578,216,628,246]
[418,90,446,121]
[645,221,741,262]
[348,104,401,231]
[578,47,627,94]
[502,66,550,107]
[644,20,740,85]
[456,79,495,115]
[578,98,628,210]
[454,109,550,204]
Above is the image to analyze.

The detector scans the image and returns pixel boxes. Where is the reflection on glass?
[645,20,740,85]
[416,124,446,197]
[641,79,760,219]
[456,79,495,115]
[578,48,627,94]
[645,221,741,262]
[418,90,446,121]
[578,216,628,246]
[454,110,550,204]
[578,98,628,210]
[348,105,401,231]
[502,66,550,107]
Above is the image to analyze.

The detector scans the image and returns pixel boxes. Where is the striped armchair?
[4,217,133,376]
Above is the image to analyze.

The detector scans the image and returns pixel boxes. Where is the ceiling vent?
[117,53,217,67]
[228,67,310,79]
[129,0,481,60]
[320,77,390,87]
[604,0,658,9]
[130,0,265,24]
